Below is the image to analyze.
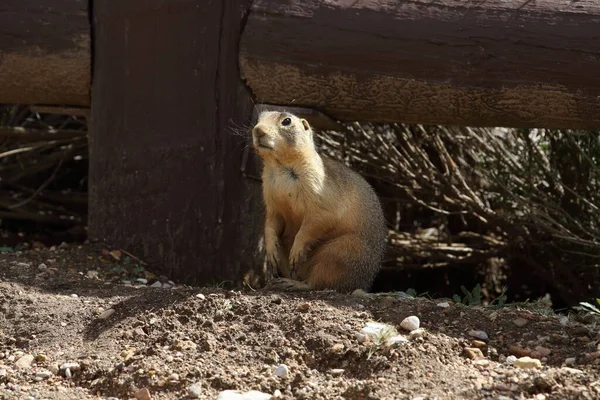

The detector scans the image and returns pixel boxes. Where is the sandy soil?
[0,243,599,400]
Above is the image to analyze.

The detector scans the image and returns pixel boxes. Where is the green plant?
[574,298,600,317]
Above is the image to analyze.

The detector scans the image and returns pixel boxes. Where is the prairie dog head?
[251,111,315,163]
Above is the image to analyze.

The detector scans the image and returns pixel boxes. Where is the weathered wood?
[0,1,90,106]
[240,0,600,129]
[89,1,266,287]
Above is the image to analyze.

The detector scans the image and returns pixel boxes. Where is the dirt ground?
[0,242,599,400]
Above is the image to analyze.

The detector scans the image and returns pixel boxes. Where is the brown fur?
[251,111,387,293]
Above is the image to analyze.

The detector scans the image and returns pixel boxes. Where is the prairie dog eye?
[281,117,292,126]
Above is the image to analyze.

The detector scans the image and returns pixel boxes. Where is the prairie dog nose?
[252,125,267,138]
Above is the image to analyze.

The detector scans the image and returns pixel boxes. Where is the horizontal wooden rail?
[0,1,90,106]
[240,0,600,129]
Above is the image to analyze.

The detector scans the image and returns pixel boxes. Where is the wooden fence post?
[89,0,266,287]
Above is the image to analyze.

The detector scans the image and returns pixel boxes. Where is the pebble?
[187,382,203,398]
[505,355,517,365]
[514,356,542,369]
[400,316,420,332]
[473,359,489,367]
[437,302,450,308]
[49,364,60,375]
[86,270,99,279]
[135,388,151,400]
[561,367,583,374]
[494,383,510,391]
[35,370,53,380]
[274,364,289,378]
[463,347,484,360]
[0,369,6,377]
[196,293,206,300]
[297,303,310,312]
[216,390,272,400]
[133,327,147,338]
[15,354,34,368]
[471,340,487,348]
[565,357,576,365]
[60,362,81,372]
[35,353,47,363]
[273,390,282,398]
[331,343,345,353]
[38,263,48,271]
[136,278,148,285]
[512,318,528,327]
[330,368,345,376]
[150,281,162,288]
[468,330,488,340]
[409,328,425,340]
[534,346,551,357]
[352,289,369,297]
[508,345,531,357]
[98,309,115,320]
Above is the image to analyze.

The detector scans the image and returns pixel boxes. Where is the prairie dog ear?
[300,119,310,131]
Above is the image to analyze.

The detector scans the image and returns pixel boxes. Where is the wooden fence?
[1,0,600,286]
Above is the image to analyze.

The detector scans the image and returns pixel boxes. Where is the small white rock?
[196,293,206,300]
[505,355,517,365]
[273,389,282,398]
[60,362,81,372]
[514,356,542,369]
[565,357,576,366]
[136,278,148,285]
[38,263,48,271]
[437,302,450,308]
[467,330,488,340]
[216,390,272,400]
[216,391,244,400]
[274,364,289,378]
[150,281,162,288]
[187,382,202,398]
[330,368,345,376]
[409,328,425,340]
[86,270,99,279]
[559,316,569,326]
[35,370,53,380]
[473,359,490,367]
[242,391,273,400]
[561,367,583,374]
[15,354,34,369]
[400,316,420,332]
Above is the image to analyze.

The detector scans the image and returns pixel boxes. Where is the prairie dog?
[251,111,387,293]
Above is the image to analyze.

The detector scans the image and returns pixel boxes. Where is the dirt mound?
[0,244,598,399]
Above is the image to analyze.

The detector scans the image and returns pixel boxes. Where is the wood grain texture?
[240,0,600,128]
[90,0,266,287]
[0,1,90,105]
